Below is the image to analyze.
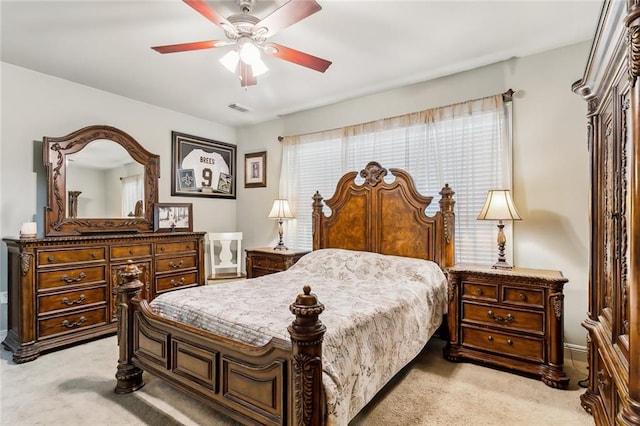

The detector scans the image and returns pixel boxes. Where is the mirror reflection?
[66,140,144,218]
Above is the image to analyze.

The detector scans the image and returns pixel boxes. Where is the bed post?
[439,184,455,268]
[288,285,326,426]
[114,261,145,394]
[311,191,324,250]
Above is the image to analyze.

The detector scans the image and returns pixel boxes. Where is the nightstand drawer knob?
[488,335,494,342]
[476,288,483,295]
[487,310,514,324]
[507,339,513,346]
[519,293,527,301]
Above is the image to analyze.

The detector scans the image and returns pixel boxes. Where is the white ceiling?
[1,0,602,127]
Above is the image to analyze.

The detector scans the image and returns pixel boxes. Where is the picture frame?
[244,151,267,188]
[171,131,237,199]
[154,202,193,232]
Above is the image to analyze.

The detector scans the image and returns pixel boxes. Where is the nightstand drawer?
[461,326,544,362]
[462,281,498,301]
[502,286,544,308]
[252,256,285,270]
[462,302,543,334]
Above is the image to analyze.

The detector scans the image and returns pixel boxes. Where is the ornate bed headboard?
[312,161,455,268]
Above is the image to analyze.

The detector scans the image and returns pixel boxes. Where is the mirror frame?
[43,125,160,236]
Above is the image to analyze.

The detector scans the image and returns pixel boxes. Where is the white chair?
[207,232,244,281]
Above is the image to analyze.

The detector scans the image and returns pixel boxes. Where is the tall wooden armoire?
[572,1,640,424]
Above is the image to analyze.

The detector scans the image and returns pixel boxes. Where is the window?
[280,93,513,265]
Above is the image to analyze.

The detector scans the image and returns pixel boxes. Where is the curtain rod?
[278,88,515,142]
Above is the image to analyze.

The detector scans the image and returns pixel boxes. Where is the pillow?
[290,248,444,285]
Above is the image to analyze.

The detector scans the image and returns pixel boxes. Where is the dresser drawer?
[252,256,285,270]
[38,307,108,339]
[38,266,106,290]
[155,271,198,293]
[156,241,196,255]
[37,247,106,266]
[462,302,543,334]
[111,244,152,260]
[38,286,107,315]
[461,326,544,362]
[502,286,544,308]
[155,255,197,273]
[461,281,498,302]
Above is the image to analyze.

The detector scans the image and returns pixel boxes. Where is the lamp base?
[492,259,513,270]
[273,242,288,251]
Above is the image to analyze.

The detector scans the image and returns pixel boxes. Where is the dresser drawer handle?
[48,255,55,262]
[61,294,86,306]
[169,260,184,269]
[170,277,186,286]
[60,272,86,283]
[475,288,483,295]
[91,253,97,259]
[507,339,513,346]
[129,249,134,255]
[487,335,494,342]
[519,293,527,301]
[487,310,514,324]
[62,316,86,328]
[159,247,165,252]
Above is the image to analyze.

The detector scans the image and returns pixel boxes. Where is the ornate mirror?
[43,125,160,236]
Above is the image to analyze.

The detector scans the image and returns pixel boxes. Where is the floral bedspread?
[150,248,448,425]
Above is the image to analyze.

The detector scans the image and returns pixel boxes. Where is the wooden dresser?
[2,232,205,363]
[572,1,640,423]
[444,264,569,389]
[245,247,310,278]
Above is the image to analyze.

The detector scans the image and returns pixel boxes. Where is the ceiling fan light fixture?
[220,50,240,73]
[249,56,268,77]
[239,40,261,65]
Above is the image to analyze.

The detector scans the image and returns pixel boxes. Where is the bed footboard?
[114,261,327,426]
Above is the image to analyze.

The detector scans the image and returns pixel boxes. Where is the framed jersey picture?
[171,131,237,199]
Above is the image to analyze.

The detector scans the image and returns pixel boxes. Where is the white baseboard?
[564,342,587,365]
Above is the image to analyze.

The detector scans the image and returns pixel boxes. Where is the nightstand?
[444,264,569,389]
[245,247,310,278]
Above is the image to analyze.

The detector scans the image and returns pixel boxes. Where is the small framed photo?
[171,131,237,199]
[154,203,193,232]
[244,151,267,188]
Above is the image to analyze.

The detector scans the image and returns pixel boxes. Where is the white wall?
[0,62,237,331]
[236,41,591,347]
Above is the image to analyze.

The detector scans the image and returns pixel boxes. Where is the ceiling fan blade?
[151,40,230,54]
[239,61,257,87]
[264,43,331,73]
[255,0,322,38]
[183,0,235,32]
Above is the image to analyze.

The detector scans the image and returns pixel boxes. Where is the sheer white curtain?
[121,174,144,217]
[279,93,513,265]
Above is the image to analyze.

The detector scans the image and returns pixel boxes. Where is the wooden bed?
[114,161,455,425]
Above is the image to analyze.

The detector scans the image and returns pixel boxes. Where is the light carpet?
[0,335,594,425]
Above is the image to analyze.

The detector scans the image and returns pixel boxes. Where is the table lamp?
[477,189,522,269]
[268,199,295,250]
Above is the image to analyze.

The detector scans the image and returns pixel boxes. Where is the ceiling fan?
[152,0,332,87]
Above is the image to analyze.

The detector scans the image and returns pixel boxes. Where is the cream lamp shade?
[477,189,521,269]
[268,199,295,250]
